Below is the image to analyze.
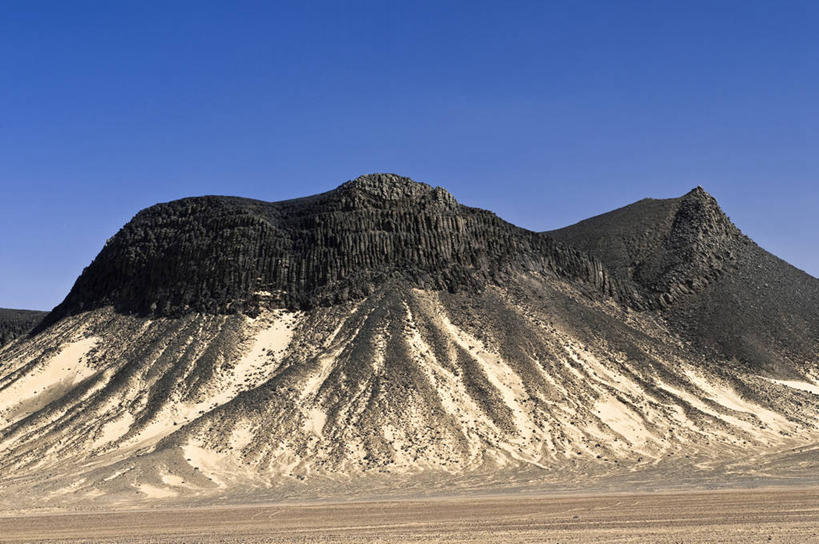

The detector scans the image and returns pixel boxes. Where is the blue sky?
[2,1,817,310]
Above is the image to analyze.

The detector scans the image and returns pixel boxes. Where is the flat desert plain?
[2,488,818,543]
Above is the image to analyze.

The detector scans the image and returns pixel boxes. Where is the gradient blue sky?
[2,1,817,310]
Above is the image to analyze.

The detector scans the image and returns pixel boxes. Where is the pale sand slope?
[1,283,818,508]
[768,378,819,396]
[0,335,99,426]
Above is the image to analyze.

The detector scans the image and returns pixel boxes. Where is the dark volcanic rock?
[549,187,742,307]
[0,309,46,347]
[34,175,818,372]
[549,187,819,370]
[39,174,632,329]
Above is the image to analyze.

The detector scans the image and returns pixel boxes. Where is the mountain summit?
[549,186,818,371]
[1,175,817,508]
[549,186,743,305]
[40,173,629,326]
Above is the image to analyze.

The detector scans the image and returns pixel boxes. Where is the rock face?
[549,188,742,305]
[549,187,819,371]
[1,174,817,509]
[40,174,633,328]
[0,309,46,347]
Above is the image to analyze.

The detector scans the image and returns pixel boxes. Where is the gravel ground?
[2,487,818,543]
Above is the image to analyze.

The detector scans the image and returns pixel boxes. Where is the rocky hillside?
[1,174,817,509]
[39,174,634,328]
[548,187,819,373]
[0,308,46,347]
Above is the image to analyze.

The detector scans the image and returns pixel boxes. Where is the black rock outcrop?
[34,175,818,372]
[39,174,632,328]
[549,187,819,370]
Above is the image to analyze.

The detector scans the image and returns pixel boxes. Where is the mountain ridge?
[35,174,817,372]
[37,173,637,330]
[1,173,817,509]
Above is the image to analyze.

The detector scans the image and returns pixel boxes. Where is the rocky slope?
[1,174,817,509]
[39,174,633,327]
[548,187,819,373]
[0,308,46,347]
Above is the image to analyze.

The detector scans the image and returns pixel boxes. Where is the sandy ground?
[2,488,818,543]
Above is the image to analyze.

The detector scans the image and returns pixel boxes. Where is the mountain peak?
[336,173,457,206]
[548,186,743,307]
[679,186,726,218]
[675,185,740,240]
[685,185,709,197]
[681,185,720,208]
[340,173,427,192]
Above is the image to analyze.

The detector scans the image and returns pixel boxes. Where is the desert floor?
[1,488,818,543]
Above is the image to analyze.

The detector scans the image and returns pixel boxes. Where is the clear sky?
[1,1,817,310]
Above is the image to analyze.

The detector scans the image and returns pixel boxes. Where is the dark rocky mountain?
[1,174,817,509]
[0,309,46,347]
[548,187,819,373]
[41,176,818,374]
[40,174,632,328]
